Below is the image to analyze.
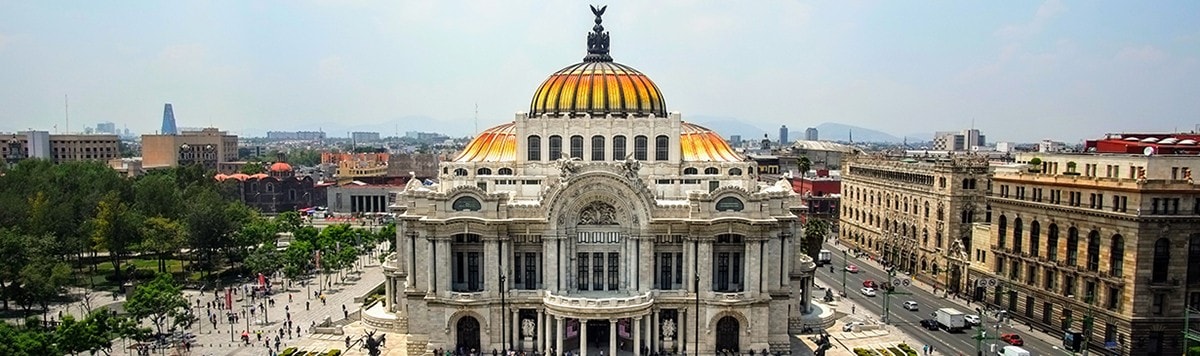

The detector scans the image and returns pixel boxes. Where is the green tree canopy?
[125,273,188,336]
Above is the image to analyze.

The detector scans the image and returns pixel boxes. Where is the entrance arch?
[456,316,481,352]
[715,316,740,353]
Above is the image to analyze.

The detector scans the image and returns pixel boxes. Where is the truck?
[818,250,832,266]
[996,346,1030,356]
[933,307,966,332]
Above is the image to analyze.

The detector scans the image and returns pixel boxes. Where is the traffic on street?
[814,242,1067,356]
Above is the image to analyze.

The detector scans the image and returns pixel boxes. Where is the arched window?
[998,215,1008,248]
[922,229,929,245]
[1067,227,1079,266]
[704,167,719,175]
[613,135,627,160]
[476,168,492,175]
[1152,238,1170,283]
[454,168,468,176]
[1109,234,1124,277]
[985,204,992,223]
[683,167,698,175]
[634,135,648,161]
[924,202,930,218]
[715,197,744,212]
[1029,221,1041,257]
[569,135,584,159]
[728,168,742,176]
[1086,230,1101,272]
[1047,224,1059,261]
[527,135,541,161]
[452,196,482,211]
[548,135,562,160]
[266,183,274,193]
[655,135,669,161]
[591,135,606,161]
[1013,218,1023,254]
[497,168,513,175]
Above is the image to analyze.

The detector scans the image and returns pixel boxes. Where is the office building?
[779,125,789,145]
[141,128,238,170]
[805,127,818,141]
[352,131,381,142]
[838,155,990,293]
[932,129,986,152]
[975,151,1200,356]
[266,131,327,141]
[161,103,178,135]
[0,131,119,164]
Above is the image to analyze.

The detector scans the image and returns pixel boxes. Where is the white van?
[997,345,1030,356]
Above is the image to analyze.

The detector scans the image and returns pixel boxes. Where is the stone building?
[838,155,990,293]
[370,8,816,356]
[141,127,238,170]
[0,131,120,164]
[974,152,1200,356]
[215,161,325,214]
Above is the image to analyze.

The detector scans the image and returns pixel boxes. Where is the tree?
[87,192,143,282]
[282,240,315,288]
[0,228,33,310]
[0,320,58,356]
[125,273,188,336]
[245,242,283,278]
[133,173,182,219]
[803,218,832,261]
[139,217,186,273]
[53,308,147,356]
[182,186,252,276]
[239,161,265,175]
[275,211,303,233]
[798,156,813,177]
[18,256,71,320]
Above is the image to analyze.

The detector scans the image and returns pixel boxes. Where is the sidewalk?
[184,245,389,356]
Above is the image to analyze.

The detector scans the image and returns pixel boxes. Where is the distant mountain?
[243,115,477,138]
[689,116,768,140]
[810,122,902,143]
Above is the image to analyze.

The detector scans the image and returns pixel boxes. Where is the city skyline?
[1,1,1198,143]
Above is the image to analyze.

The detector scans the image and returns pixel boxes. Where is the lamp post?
[1081,293,1095,356]
[841,249,848,297]
[694,273,700,356]
[501,274,507,351]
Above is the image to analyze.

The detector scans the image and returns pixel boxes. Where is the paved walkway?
[185,247,388,356]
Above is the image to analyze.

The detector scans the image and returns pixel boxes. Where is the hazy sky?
[1,1,1198,143]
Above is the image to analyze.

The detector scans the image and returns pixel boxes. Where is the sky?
[1,1,1198,143]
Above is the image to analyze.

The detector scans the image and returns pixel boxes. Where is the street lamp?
[1082,293,1095,356]
[841,249,848,297]
[500,274,507,351]
[694,273,700,356]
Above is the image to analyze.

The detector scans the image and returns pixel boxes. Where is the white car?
[842,321,863,332]
[902,301,918,311]
[964,314,981,325]
[860,287,877,297]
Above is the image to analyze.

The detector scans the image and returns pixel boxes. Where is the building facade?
[804,128,818,142]
[0,131,120,164]
[215,161,326,214]
[932,129,986,152]
[372,9,816,356]
[974,152,1200,356]
[838,155,990,293]
[141,128,239,169]
[352,131,382,142]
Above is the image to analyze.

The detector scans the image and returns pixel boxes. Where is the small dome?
[214,173,229,182]
[680,123,742,162]
[229,173,250,181]
[250,173,269,179]
[454,123,517,162]
[1159,138,1178,144]
[269,162,293,172]
[1141,137,1159,143]
[1123,137,1140,141]
[1180,139,1197,145]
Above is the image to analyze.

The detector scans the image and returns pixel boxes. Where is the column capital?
[634,316,643,321]
[555,315,564,321]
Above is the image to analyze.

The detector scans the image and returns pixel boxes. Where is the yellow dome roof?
[453,122,741,163]
[452,123,517,162]
[529,61,666,118]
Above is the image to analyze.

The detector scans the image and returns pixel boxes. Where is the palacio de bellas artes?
[366,6,825,356]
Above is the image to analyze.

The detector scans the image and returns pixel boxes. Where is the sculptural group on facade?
[578,201,617,225]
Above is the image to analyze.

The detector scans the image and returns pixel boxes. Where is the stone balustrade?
[542,291,655,318]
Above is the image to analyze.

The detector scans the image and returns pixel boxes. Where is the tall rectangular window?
[593,253,604,291]
[1042,302,1053,324]
[613,135,627,160]
[467,252,480,291]
[591,135,605,161]
[577,253,589,290]
[527,135,541,161]
[569,135,583,159]
[634,135,648,161]
[659,253,673,290]
[549,135,563,160]
[716,252,730,291]
[655,135,669,161]
[524,252,538,290]
[608,253,619,290]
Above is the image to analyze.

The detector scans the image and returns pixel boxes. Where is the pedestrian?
[851,305,856,314]
[289,293,293,303]
[346,335,352,348]
[306,301,310,311]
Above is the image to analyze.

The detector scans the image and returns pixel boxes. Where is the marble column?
[680,309,687,354]
[538,309,546,353]
[581,320,589,356]
[426,239,437,292]
[633,316,642,356]
[651,311,658,353]
[609,319,617,356]
[384,276,393,309]
[556,316,565,356]
[512,310,520,350]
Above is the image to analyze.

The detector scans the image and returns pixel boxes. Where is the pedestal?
[523,336,535,350]
[662,338,675,353]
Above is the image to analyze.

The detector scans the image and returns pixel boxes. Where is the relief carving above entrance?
[578,201,617,225]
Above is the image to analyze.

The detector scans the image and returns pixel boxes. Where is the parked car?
[903,301,918,311]
[919,319,939,330]
[863,280,877,288]
[842,321,863,332]
[1000,333,1024,346]
[860,287,877,297]
[964,314,981,326]
[846,265,860,273]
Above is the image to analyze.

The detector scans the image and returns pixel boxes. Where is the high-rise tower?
[161,103,177,135]
[779,125,789,145]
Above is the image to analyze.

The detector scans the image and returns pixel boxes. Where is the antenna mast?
[64,95,69,134]
[474,102,479,134]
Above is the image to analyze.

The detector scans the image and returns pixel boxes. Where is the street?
[815,242,1068,356]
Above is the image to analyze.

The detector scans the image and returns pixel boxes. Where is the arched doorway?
[715,316,739,353]
[949,267,963,294]
[456,316,481,352]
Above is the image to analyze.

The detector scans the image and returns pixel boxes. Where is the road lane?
[815,243,1062,356]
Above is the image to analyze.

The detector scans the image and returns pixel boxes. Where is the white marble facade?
[373,8,816,356]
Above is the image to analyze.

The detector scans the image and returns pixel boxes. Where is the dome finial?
[584,5,612,62]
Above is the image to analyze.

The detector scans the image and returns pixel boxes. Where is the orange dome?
[453,121,741,163]
[529,61,666,118]
[214,173,229,181]
[453,123,516,162]
[228,173,250,181]
[269,162,293,172]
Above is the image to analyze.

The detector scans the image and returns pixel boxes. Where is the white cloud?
[995,0,1066,40]
[1115,45,1167,63]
